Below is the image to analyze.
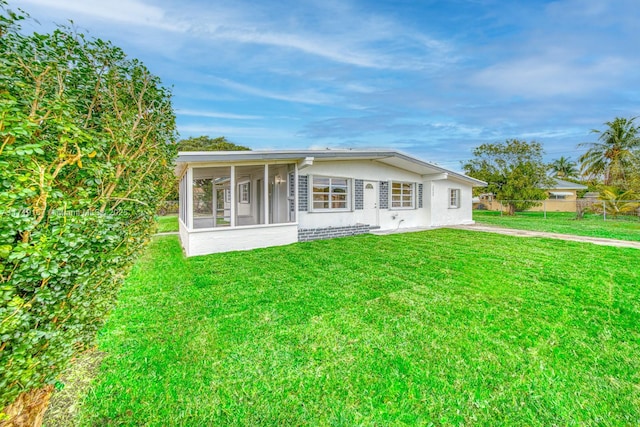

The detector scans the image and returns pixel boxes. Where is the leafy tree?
[463,139,552,215]
[0,4,176,424]
[177,135,249,151]
[549,156,578,179]
[160,136,250,202]
[579,117,640,188]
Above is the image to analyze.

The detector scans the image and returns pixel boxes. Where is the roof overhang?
[175,150,487,187]
[548,178,588,190]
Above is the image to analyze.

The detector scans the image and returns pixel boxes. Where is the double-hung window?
[312,176,350,210]
[391,181,414,208]
[238,182,250,203]
[449,188,461,208]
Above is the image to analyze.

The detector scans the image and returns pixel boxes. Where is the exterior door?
[362,180,379,226]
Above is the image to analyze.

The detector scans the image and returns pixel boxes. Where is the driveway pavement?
[450,223,640,250]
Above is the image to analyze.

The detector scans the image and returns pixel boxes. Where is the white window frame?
[238,181,250,204]
[390,181,415,209]
[310,175,351,212]
[449,188,461,209]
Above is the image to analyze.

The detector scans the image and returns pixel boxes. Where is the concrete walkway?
[154,231,179,236]
[156,225,640,250]
[449,223,640,250]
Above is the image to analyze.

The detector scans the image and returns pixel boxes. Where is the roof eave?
[175,149,486,186]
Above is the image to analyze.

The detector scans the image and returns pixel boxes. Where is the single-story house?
[473,178,588,212]
[176,150,486,256]
[528,178,588,212]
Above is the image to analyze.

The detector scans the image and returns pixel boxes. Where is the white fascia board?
[422,172,448,181]
[298,157,314,169]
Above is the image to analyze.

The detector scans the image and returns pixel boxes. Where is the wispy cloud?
[211,77,340,106]
[177,109,263,120]
[23,0,457,72]
[19,0,640,162]
[301,114,487,141]
[21,0,187,31]
[184,1,454,70]
[471,55,630,97]
[202,27,390,69]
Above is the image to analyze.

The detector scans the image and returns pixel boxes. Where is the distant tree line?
[177,135,250,152]
[464,116,640,215]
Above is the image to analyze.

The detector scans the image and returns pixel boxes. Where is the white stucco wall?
[178,157,478,256]
[297,160,476,231]
[428,178,474,226]
[179,218,190,255]
[183,223,298,256]
[298,160,430,231]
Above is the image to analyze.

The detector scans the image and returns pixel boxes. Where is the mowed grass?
[474,210,640,242]
[80,231,640,426]
[155,215,179,233]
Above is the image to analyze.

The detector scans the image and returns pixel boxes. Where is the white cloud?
[21,0,187,31]
[203,27,389,69]
[184,1,454,70]
[212,77,340,106]
[23,0,455,71]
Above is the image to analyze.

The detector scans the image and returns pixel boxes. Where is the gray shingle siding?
[379,181,389,209]
[298,224,370,242]
[354,179,364,210]
[289,172,296,215]
[298,175,308,211]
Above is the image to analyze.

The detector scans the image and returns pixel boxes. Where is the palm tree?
[549,156,578,178]
[599,187,640,218]
[579,117,640,187]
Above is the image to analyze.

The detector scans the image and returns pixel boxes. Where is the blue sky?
[17,0,640,171]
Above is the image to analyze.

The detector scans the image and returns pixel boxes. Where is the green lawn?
[156,215,179,233]
[75,231,640,425]
[474,210,640,242]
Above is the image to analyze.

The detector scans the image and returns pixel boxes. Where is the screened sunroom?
[177,158,299,256]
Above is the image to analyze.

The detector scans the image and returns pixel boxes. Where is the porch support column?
[230,165,236,227]
[211,178,217,228]
[294,163,299,223]
[187,166,193,230]
[264,164,270,225]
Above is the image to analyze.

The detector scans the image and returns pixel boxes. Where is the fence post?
[603,201,606,221]
[543,200,547,219]
[500,201,503,216]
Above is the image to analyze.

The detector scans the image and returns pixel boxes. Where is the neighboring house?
[473,178,588,212]
[176,150,486,256]
[528,178,587,212]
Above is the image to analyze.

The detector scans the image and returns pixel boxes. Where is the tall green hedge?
[0,4,177,410]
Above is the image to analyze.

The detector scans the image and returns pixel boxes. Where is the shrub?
[0,4,176,423]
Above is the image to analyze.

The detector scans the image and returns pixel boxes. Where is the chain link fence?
[474,198,640,221]
[156,200,179,216]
